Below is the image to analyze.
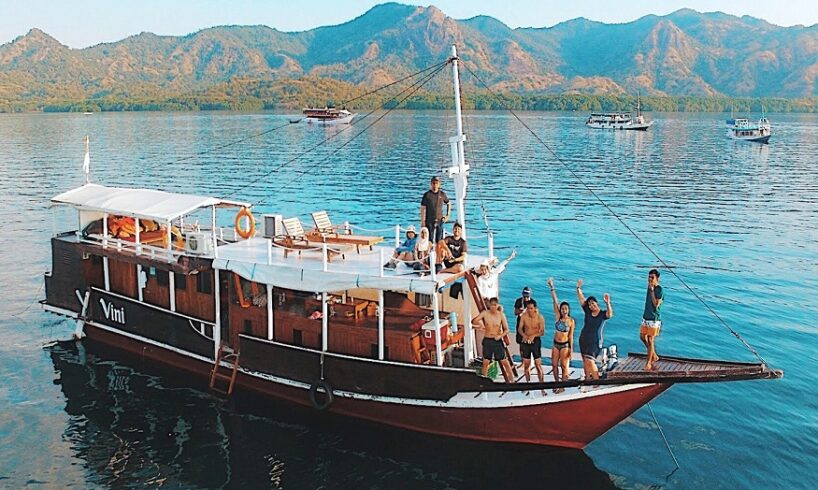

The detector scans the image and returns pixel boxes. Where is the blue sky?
[3,0,816,48]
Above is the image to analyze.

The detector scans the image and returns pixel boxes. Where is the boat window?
[174,272,187,291]
[415,293,432,308]
[156,270,169,286]
[196,272,212,294]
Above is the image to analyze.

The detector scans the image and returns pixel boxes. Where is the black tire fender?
[308,379,333,410]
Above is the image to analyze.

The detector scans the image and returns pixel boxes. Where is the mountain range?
[2,2,818,111]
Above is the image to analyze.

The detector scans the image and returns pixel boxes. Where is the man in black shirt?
[420,175,450,243]
[439,222,468,274]
[514,287,535,346]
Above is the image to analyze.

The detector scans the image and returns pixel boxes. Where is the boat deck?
[215,237,489,283]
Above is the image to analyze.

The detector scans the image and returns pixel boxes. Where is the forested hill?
[3,3,818,112]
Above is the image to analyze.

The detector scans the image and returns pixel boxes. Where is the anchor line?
[110,120,295,183]
[461,64,770,367]
[339,58,451,106]
[107,59,449,187]
[221,60,451,202]
[251,61,451,207]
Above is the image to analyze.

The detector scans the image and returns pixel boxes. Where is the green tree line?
[2,76,817,113]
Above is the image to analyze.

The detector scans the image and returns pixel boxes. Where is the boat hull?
[72,316,669,449]
[305,113,356,125]
[727,131,771,143]
[586,121,653,130]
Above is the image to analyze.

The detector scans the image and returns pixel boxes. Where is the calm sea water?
[0,110,816,489]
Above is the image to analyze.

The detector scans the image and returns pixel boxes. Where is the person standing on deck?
[420,175,450,243]
[514,287,536,347]
[576,279,613,381]
[548,277,575,391]
[518,299,546,386]
[640,269,664,370]
[471,298,515,383]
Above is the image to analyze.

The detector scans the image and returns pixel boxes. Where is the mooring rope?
[461,64,770,367]
[251,60,451,207]
[221,60,450,201]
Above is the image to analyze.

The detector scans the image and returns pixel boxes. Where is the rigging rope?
[251,61,450,207]
[461,64,770,367]
[221,60,450,201]
[110,120,296,183]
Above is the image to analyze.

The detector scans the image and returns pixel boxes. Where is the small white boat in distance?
[302,107,357,125]
[725,116,771,144]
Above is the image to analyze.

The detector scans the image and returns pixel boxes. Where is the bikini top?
[555,319,570,333]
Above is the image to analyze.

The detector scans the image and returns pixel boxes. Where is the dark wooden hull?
[78,321,668,449]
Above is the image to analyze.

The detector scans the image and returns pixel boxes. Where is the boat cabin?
[46,183,489,369]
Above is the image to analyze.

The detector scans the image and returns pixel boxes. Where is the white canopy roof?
[51,183,249,222]
[212,238,487,295]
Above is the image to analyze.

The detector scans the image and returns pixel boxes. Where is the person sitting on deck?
[438,222,468,274]
[384,225,418,269]
[548,277,575,392]
[576,279,613,381]
[412,227,432,271]
[518,299,546,386]
[640,269,664,370]
[471,297,515,383]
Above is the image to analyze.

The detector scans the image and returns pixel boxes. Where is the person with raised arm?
[548,277,575,392]
[576,279,613,381]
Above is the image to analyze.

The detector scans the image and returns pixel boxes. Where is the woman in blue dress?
[575,279,613,381]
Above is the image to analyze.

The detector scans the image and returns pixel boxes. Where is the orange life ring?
[235,207,256,239]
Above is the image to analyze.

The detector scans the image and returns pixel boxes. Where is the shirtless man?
[471,297,515,383]
[518,300,546,384]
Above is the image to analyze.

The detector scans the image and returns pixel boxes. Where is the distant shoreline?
[3,93,817,114]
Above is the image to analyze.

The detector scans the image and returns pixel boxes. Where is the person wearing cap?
[384,225,418,269]
[514,286,536,347]
[438,222,468,274]
[420,175,450,243]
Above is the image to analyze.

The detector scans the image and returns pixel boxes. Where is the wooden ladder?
[209,344,240,396]
[464,272,518,376]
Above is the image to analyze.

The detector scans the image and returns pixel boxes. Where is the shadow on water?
[48,341,615,489]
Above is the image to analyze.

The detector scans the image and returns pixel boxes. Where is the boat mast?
[448,45,469,239]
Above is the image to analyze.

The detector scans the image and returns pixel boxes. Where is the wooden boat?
[725,116,771,143]
[302,107,356,125]
[585,97,653,130]
[42,46,781,450]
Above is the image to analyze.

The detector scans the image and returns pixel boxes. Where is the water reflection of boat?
[42,45,781,451]
[47,340,616,488]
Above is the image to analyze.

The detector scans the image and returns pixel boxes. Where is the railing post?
[322,243,328,272]
[394,224,400,247]
[488,232,494,260]
[267,284,274,341]
[267,238,273,265]
[321,292,328,351]
[135,217,141,255]
[102,213,108,248]
[379,249,385,277]
[378,290,384,360]
[432,292,443,366]
[429,247,437,282]
[214,269,221,357]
